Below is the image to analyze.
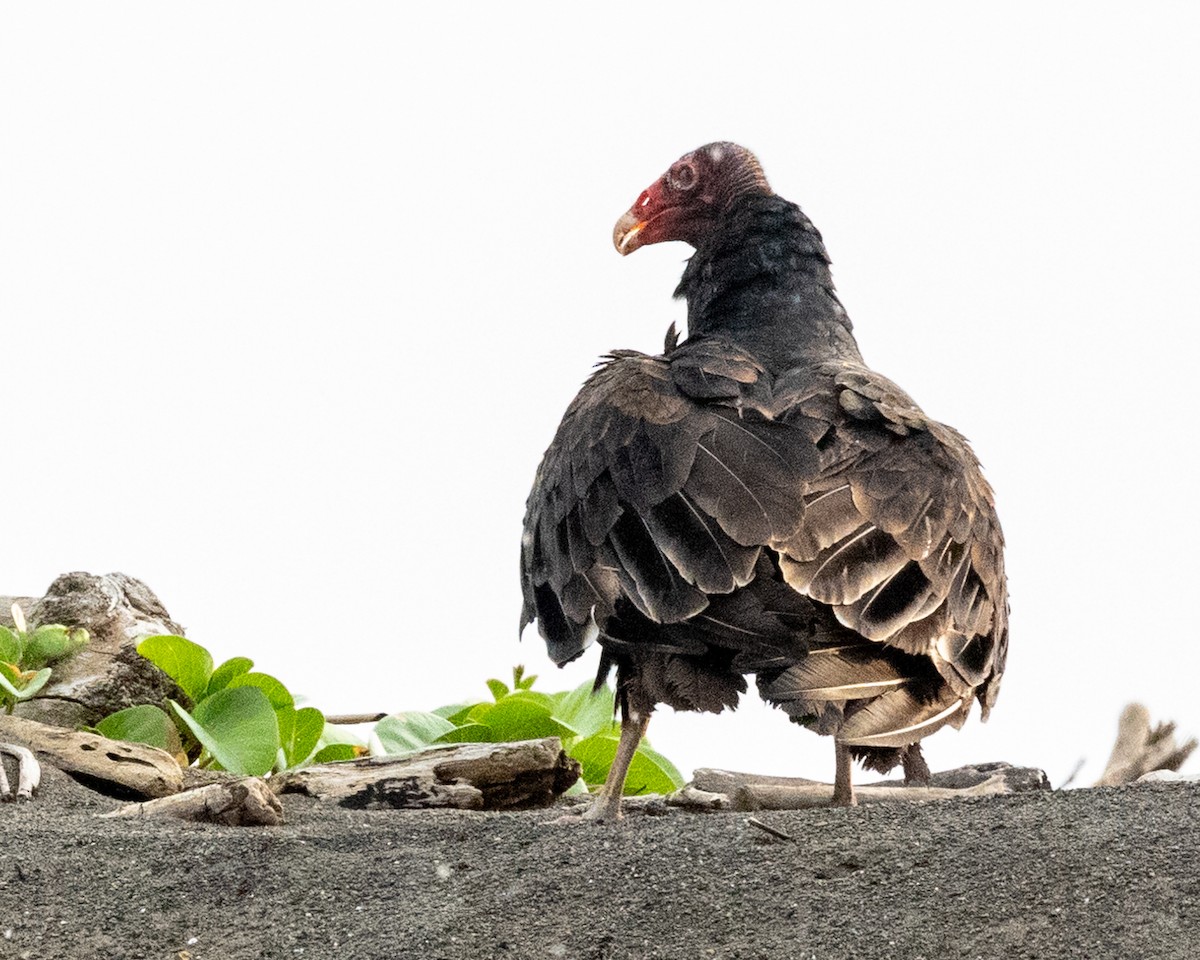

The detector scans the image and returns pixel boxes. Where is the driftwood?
[3,572,187,729]
[669,763,1049,811]
[0,714,182,800]
[276,737,581,811]
[102,777,282,825]
[0,742,40,800]
[1094,703,1198,786]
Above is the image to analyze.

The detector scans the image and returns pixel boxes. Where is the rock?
[3,571,187,728]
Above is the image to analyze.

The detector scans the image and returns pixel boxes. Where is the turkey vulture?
[520,142,1007,819]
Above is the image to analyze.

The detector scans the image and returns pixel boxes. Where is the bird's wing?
[768,361,1008,728]
[521,346,1007,736]
[520,337,815,666]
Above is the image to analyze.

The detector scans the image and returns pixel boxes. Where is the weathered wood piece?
[0,742,41,800]
[1095,703,1198,786]
[873,761,1052,793]
[727,775,1009,810]
[677,763,1043,811]
[276,738,581,811]
[692,768,823,794]
[0,715,182,800]
[3,572,187,729]
[102,777,282,825]
[666,786,729,811]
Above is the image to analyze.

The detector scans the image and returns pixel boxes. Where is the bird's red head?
[613,142,773,255]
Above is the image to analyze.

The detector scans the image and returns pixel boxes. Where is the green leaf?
[432,722,493,744]
[96,704,182,754]
[227,671,294,711]
[0,626,22,664]
[486,678,509,701]
[570,733,684,796]
[475,691,577,743]
[552,680,618,741]
[207,657,254,695]
[138,635,213,703]
[169,687,280,776]
[226,671,297,758]
[431,702,474,721]
[503,689,558,711]
[511,665,537,690]
[284,706,325,767]
[314,720,367,750]
[21,625,88,668]
[0,665,51,702]
[0,666,25,701]
[312,743,358,763]
[371,711,457,755]
[465,701,495,724]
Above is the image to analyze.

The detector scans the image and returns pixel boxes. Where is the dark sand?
[1,763,1197,960]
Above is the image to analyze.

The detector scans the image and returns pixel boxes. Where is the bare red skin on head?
[613,143,772,255]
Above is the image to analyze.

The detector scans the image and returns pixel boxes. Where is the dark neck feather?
[674,194,861,372]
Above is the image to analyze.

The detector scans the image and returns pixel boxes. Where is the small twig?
[1057,756,1086,790]
[746,817,792,841]
[324,713,386,725]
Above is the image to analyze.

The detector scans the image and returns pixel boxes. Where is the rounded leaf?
[432,722,494,745]
[476,691,577,743]
[207,657,254,695]
[0,626,22,664]
[552,680,618,740]
[570,733,684,795]
[284,706,325,767]
[312,743,359,763]
[371,711,457,755]
[138,635,213,703]
[0,665,51,702]
[170,687,280,775]
[96,704,183,754]
[227,671,294,711]
[22,625,88,669]
[486,678,509,701]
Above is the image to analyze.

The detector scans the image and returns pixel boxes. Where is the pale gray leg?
[832,741,857,807]
[581,711,651,821]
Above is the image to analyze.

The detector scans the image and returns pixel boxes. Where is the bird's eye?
[669,163,697,191]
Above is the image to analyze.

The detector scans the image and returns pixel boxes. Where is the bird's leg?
[581,709,651,821]
[901,743,931,786]
[832,741,857,807]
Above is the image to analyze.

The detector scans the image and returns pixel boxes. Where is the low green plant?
[0,603,88,714]
[371,666,684,796]
[96,634,339,775]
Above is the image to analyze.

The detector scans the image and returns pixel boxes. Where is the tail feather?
[759,644,910,703]
[837,687,966,748]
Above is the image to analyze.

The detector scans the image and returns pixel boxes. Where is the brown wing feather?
[520,339,815,667]
[771,362,1008,724]
[521,346,1007,745]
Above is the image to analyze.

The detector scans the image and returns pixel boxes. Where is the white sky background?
[3,4,1198,788]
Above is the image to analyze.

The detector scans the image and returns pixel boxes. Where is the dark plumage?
[520,142,1007,818]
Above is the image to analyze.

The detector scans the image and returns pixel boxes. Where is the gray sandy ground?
[1,763,1197,960]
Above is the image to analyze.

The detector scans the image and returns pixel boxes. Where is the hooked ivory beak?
[613,210,645,256]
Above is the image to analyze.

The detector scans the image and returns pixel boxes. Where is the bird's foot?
[830,783,858,807]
